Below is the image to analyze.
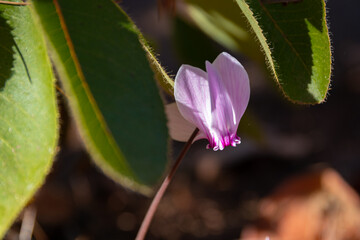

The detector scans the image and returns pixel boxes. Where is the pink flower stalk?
[167,52,250,151]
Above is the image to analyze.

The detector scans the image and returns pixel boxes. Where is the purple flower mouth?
[206,133,241,151]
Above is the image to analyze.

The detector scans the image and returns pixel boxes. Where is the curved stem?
[135,128,199,240]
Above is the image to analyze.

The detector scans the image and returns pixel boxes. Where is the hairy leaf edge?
[235,0,332,104]
[30,0,153,195]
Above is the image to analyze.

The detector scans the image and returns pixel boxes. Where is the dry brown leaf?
[241,168,360,240]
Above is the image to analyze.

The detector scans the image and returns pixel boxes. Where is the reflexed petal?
[212,52,250,132]
[165,103,205,142]
[174,65,212,139]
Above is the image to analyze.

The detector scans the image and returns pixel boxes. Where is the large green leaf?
[31,0,171,193]
[185,0,331,104]
[0,4,58,237]
[236,0,331,103]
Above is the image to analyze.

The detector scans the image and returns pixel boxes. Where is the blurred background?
[6,0,360,239]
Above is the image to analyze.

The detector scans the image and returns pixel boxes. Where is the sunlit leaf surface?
[235,0,331,103]
[0,4,58,237]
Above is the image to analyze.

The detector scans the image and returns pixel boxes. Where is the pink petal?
[165,103,204,142]
[206,61,236,138]
[212,52,250,132]
[174,65,212,140]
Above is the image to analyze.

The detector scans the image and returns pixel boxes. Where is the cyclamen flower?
[166,52,250,151]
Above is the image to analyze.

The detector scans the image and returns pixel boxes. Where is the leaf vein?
[259,2,311,75]
[0,94,41,128]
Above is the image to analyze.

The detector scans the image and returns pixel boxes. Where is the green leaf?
[183,0,264,63]
[235,0,331,103]
[31,0,171,193]
[0,4,58,237]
